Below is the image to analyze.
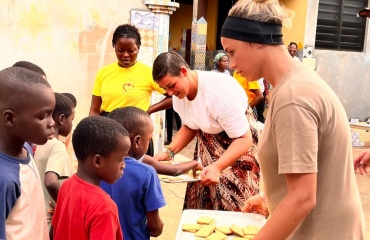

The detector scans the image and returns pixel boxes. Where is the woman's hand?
[242,195,269,218]
[354,149,370,175]
[199,164,221,186]
[192,162,203,178]
[153,152,169,161]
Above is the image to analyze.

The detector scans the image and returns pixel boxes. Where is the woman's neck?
[187,70,198,101]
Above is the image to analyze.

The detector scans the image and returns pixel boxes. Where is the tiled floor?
[155,135,370,240]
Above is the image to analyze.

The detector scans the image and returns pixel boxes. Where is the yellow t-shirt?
[92,62,165,112]
[233,72,260,103]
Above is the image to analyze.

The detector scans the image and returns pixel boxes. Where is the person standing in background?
[212,52,231,75]
[288,42,301,62]
[89,24,171,156]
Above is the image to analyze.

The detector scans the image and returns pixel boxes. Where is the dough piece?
[196,216,215,225]
[195,225,216,238]
[230,224,244,237]
[215,225,232,235]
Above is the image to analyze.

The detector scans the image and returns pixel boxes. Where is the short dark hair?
[108,107,150,137]
[61,93,77,108]
[0,67,51,110]
[12,61,46,77]
[53,93,74,120]
[112,24,141,47]
[289,42,297,48]
[152,51,189,82]
[72,116,130,161]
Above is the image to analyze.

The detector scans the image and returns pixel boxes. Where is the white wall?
[0,0,149,123]
[305,0,370,120]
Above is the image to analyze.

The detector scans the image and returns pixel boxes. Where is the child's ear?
[133,135,141,149]
[92,154,102,168]
[58,114,65,125]
[3,110,15,126]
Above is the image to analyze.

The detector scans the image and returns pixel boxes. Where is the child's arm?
[44,172,61,202]
[142,155,202,176]
[147,209,164,237]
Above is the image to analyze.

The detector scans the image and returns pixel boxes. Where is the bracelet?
[166,147,175,161]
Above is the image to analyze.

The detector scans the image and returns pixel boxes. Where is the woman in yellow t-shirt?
[89,24,171,156]
[89,24,171,117]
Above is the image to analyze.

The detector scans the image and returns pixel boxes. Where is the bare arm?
[249,89,264,108]
[44,172,61,202]
[201,129,252,185]
[143,155,201,176]
[89,95,102,116]
[253,173,317,240]
[147,95,172,115]
[147,209,164,237]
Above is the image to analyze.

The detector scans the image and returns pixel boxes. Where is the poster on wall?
[130,10,156,30]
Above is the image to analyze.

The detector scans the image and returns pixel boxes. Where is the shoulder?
[134,62,152,72]
[97,62,119,75]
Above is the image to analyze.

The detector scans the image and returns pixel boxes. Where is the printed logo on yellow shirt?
[122,79,136,94]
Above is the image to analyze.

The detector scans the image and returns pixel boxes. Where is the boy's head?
[61,93,77,108]
[53,93,75,138]
[72,116,131,184]
[12,61,47,80]
[108,106,153,161]
[0,67,55,146]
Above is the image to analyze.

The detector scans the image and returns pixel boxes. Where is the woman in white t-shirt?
[152,51,260,211]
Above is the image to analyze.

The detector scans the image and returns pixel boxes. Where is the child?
[52,116,130,240]
[34,93,75,227]
[0,67,55,239]
[101,106,166,240]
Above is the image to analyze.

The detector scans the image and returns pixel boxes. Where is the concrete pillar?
[144,0,179,154]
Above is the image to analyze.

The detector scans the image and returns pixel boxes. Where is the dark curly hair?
[112,24,141,47]
[53,93,74,120]
[61,93,77,108]
[108,106,151,137]
[12,61,46,78]
[72,116,130,161]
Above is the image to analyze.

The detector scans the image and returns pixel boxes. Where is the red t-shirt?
[52,174,123,240]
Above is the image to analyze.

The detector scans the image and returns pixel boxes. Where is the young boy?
[34,93,75,226]
[52,116,131,240]
[12,60,47,80]
[0,67,55,239]
[101,106,166,240]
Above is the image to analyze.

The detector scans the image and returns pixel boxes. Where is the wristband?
[166,147,175,161]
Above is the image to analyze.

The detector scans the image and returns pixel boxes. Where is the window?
[315,0,368,51]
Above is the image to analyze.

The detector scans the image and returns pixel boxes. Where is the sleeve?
[216,96,250,139]
[248,81,260,90]
[89,212,123,240]
[151,79,166,95]
[45,141,71,178]
[144,170,166,212]
[92,68,104,97]
[272,104,318,174]
[0,175,20,239]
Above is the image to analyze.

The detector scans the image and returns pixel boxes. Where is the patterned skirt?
[183,107,260,211]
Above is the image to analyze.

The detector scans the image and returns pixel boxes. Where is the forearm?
[255,173,317,239]
[45,182,60,202]
[249,95,263,108]
[147,96,172,114]
[213,129,252,171]
[254,193,315,239]
[168,125,197,154]
[147,210,164,237]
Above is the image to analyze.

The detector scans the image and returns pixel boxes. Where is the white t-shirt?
[173,71,249,138]
[257,78,264,93]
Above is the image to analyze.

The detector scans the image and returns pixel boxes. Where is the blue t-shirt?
[101,157,166,240]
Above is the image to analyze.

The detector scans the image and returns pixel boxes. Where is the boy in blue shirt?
[101,106,166,240]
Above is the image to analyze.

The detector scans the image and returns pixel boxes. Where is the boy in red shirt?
[52,116,131,240]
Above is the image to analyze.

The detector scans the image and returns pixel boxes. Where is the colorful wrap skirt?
[184,107,260,211]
